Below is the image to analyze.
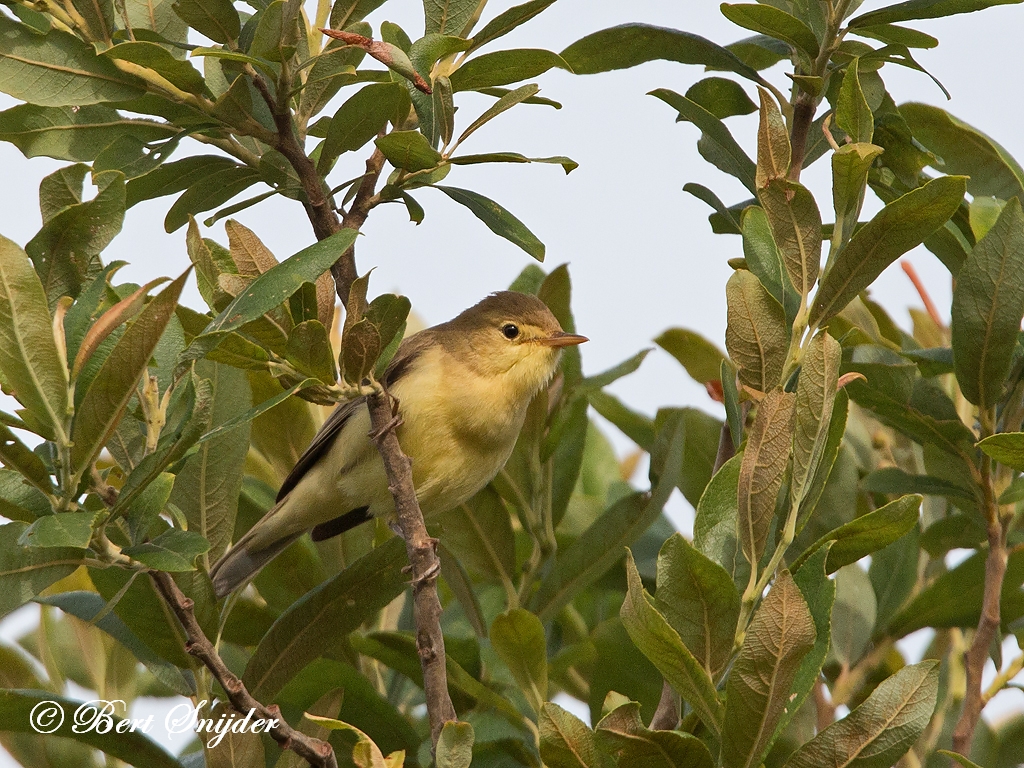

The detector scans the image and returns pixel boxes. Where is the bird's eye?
[502,323,520,340]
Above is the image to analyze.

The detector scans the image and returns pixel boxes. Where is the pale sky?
[1,1,1024,758]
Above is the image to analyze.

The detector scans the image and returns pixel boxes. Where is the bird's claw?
[368,412,403,442]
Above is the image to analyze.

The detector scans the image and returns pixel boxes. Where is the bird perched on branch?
[211,291,587,598]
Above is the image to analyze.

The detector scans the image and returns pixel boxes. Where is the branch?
[334,147,386,303]
[254,55,456,747]
[366,389,458,747]
[150,571,338,768]
[952,446,1009,753]
[787,94,815,182]
[250,71,341,243]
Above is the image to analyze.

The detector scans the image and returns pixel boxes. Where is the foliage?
[0,0,1022,767]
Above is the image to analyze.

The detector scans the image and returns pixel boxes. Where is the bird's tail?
[210,502,373,599]
[210,507,302,599]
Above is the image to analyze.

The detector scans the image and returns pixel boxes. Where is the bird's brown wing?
[273,331,432,502]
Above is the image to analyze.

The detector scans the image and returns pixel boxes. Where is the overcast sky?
[2,1,1024,755]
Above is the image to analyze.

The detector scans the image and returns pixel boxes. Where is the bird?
[210,291,587,598]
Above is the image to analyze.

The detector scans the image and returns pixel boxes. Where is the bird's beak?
[536,332,589,348]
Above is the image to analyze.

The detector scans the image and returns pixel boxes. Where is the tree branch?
[257,62,457,748]
[953,499,1009,751]
[150,571,338,768]
[366,390,458,746]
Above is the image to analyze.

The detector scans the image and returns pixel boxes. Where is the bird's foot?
[368,411,403,442]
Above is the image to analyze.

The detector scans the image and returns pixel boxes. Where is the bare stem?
[250,59,456,749]
[648,680,680,730]
[952,448,1009,753]
[150,571,338,768]
[366,390,457,746]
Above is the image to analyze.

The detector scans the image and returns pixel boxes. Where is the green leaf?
[490,609,548,714]
[693,453,748,590]
[885,548,1024,637]
[423,0,477,35]
[164,165,261,232]
[810,175,967,326]
[791,332,841,512]
[742,205,800,325]
[686,76,757,119]
[936,751,985,768]
[540,702,606,768]
[302,714,390,768]
[243,537,408,700]
[0,424,54,497]
[862,467,974,505]
[449,152,577,173]
[595,702,714,768]
[0,235,69,438]
[779,545,835,744]
[653,533,740,676]
[531,414,685,621]
[188,229,357,356]
[0,104,176,162]
[851,23,939,48]
[684,183,741,233]
[375,129,443,171]
[951,197,1024,408]
[330,0,386,28]
[784,661,940,768]
[449,48,570,91]
[455,83,540,147]
[172,0,240,43]
[723,571,816,768]
[721,4,820,58]
[560,23,765,85]
[831,142,885,251]
[793,494,921,575]
[587,389,655,450]
[126,155,240,208]
[122,529,210,570]
[899,102,1024,201]
[27,169,127,308]
[340,318,381,384]
[836,58,874,144]
[437,721,475,768]
[18,511,95,548]
[655,328,727,385]
[0,467,51,521]
[433,74,456,146]
[437,486,515,588]
[849,0,1024,28]
[470,0,558,51]
[169,361,250,566]
[620,549,724,734]
[435,185,545,260]
[844,352,975,457]
[650,88,757,194]
[755,87,790,188]
[319,83,406,173]
[71,269,188,474]
[0,16,143,106]
[102,42,208,94]
[739,389,796,566]
[36,590,194,695]
[0,522,83,618]
[757,178,821,301]
[285,320,337,382]
[978,432,1024,470]
[726,269,788,392]
[829,563,876,667]
[0,689,185,768]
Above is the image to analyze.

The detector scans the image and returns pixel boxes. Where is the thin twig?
[150,571,338,768]
[334,148,386,303]
[901,261,944,328]
[258,57,456,747]
[366,390,458,746]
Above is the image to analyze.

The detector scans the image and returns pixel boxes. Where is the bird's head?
[442,291,587,398]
